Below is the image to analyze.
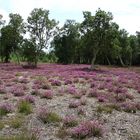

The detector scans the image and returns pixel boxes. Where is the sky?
[0,0,140,35]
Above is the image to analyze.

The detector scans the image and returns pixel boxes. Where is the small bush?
[97,105,113,114]
[77,107,85,115]
[88,89,98,97]
[8,115,24,128]
[69,100,81,108]
[63,116,78,127]
[73,92,83,99]
[128,132,140,140]
[31,90,40,96]
[67,86,77,95]
[56,127,68,139]
[0,85,6,94]
[42,83,51,90]
[97,96,108,102]
[12,88,25,96]
[120,102,137,113]
[38,108,61,124]
[51,80,61,86]
[41,90,53,99]
[69,120,104,138]
[18,100,32,115]
[0,121,4,130]
[115,93,126,102]
[0,103,13,116]
[24,95,35,104]
[104,103,121,111]
[0,133,38,140]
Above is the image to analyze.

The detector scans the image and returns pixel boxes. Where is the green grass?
[128,132,140,140]
[18,100,32,115]
[97,103,121,114]
[97,105,113,114]
[8,115,24,128]
[0,134,38,140]
[0,121,4,130]
[56,127,68,139]
[0,108,10,117]
[40,112,61,124]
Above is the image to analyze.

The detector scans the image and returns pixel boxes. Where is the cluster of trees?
[0,8,57,67]
[0,8,140,69]
[52,9,140,68]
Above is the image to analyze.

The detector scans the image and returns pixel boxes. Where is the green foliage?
[21,39,37,67]
[43,112,61,123]
[39,111,61,124]
[0,13,24,63]
[52,20,80,64]
[56,127,68,139]
[0,121,4,130]
[0,114,24,130]
[26,8,57,67]
[97,104,120,114]
[1,8,140,66]
[18,100,32,115]
[0,134,38,140]
[97,105,113,114]
[81,9,114,69]
[128,132,140,140]
[8,115,24,128]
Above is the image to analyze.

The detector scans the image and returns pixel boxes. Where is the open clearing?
[0,63,140,140]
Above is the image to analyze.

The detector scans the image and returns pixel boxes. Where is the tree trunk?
[119,55,125,67]
[15,52,20,65]
[129,52,132,66]
[4,55,10,63]
[91,49,99,70]
[106,56,111,65]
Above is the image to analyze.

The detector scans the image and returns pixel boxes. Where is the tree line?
[0,8,140,69]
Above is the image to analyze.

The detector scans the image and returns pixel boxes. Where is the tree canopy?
[0,8,140,68]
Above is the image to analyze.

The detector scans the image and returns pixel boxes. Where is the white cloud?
[0,9,9,24]
[0,0,140,34]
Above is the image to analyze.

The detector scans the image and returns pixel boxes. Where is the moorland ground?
[0,63,140,140]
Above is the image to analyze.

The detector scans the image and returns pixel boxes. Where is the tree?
[0,13,24,63]
[9,13,25,64]
[21,39,37,67]
[52,20,80,64]
[27,8,57,67]
[99,22,120,65]
[1,25,16,62]
[0,14,5,61]
[81,9,113,69]
[117,29,131,66]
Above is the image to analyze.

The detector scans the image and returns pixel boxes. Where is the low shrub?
[18,100,32,115]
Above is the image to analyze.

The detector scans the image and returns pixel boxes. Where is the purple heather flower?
[88,89,98,97]
[0,103,13,114]
[0,85,6,94]
[63,115,78,127]
[69,120,104,138]
[67,86,77,95]
[77,106,85,115]
[24,95,35,103]
[120,102,137,113]
[64,79,72,85]
[98,96,108,102]
[69,100,81,108]
[51,79,61,86]
[41,90,53,99]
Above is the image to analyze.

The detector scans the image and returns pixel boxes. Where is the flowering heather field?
[0,63,140,140]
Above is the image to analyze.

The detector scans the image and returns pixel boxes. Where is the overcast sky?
[0,0,140,35]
